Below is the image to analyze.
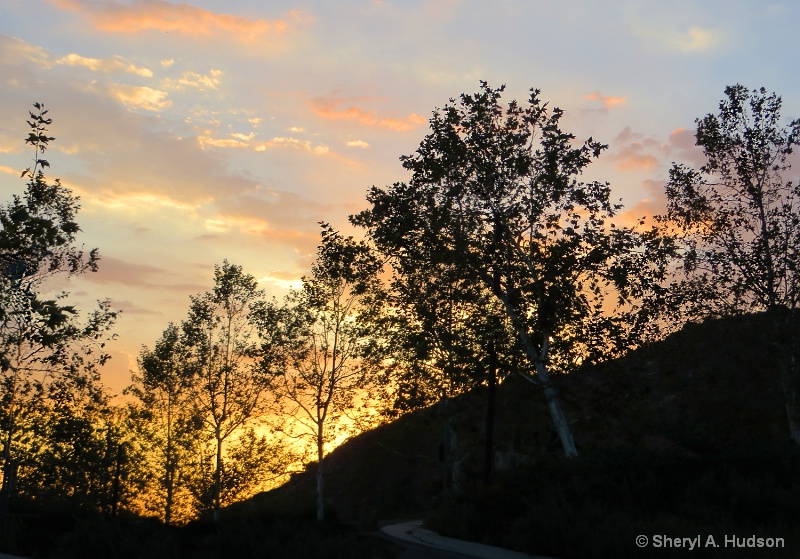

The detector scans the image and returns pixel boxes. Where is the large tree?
[181,261,274,522]
[255,224,386,522]
[0,104,116,516]
[662,84,800,442]
[354,83,668,458]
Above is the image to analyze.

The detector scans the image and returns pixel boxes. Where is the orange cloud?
[585,91,627,109]
[616,153,660,171]
[309,97,426,131]
[50,0,309,44]
[616,180,669,228]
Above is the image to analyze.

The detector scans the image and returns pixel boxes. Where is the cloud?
[109,299,161,315]
[346,140,370,148]
[610,127,667,172]
[638,24,724,53]
[57,53,153,77]
[257,271,303,291]
[50,0,309,44]
[166,69,222,91]
[107,84,171,111]
[0,131,20,154]
[84,256,208,293]
[666,127,705,166]
[84,190,202,212]
[198,135,249,149]
[161,58,174,67]
[86,256,172,287]
[309,97,426,132]
[584,91,626,110]
[0,35,52,69]
[617,179,669,227]
[256,136,330,154]
[677,26,721,52]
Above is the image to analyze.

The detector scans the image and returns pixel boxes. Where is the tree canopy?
[354,82,670,457]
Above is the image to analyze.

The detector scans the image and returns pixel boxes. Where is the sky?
[1,0,799,394]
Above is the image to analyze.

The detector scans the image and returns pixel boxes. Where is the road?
[379,520,551,559]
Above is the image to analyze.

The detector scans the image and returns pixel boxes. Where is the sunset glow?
[2,0,799,395]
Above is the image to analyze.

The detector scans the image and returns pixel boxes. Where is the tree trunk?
[0,424,15,518]
[770,309,800,445]
[498,290,578,458]
[534,358,577,458]
[213,433,223,524]
[316,422,325,522]
[781,317,800,445]
[164,456,174,525]
[483,341,497,485]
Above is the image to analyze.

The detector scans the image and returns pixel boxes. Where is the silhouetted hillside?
[236,312,800,558]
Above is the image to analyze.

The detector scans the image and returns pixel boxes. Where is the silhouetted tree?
[662,84,800,442]
[255,224,386,522]
[182,261,274,522]
[0,104,116,516]
[354,83,670,458]
[126,323,199,524]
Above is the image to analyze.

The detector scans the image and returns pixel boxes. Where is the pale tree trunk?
[496,290,578,457]
[535,362,578,458]
[316,422,325,522]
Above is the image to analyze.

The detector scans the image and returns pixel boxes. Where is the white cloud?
[345,140,369,148]
[636,24,724,53]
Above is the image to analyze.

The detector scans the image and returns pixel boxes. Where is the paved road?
[380,520,553,559]
[384,538,479,559]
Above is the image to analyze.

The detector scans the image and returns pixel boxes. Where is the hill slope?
[233,312,800,557]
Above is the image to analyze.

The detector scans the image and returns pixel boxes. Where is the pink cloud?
[610,127,666,171]
[50,0,310,44]
[585,91,627,110]
[309,97,426,131]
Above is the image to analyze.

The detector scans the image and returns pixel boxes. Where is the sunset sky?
[2,0,799,394]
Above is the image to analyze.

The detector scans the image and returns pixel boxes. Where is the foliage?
[353,82,670,457]
[662,84,800,444]
[181,260,279,522]
[0,104,117,516]
[663,85,800,317]
[254,224,387,521]
[126,324,200,524]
